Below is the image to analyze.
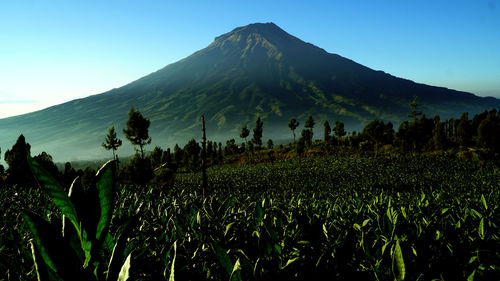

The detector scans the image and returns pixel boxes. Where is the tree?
[33,152,60,180]
[62,162,77,188]
[184,138,201,171]
[300,128,313,147]
[4,134,34,186]
[415,115,434,151]
[477,111,499,153]
[397,121,413,152]
[150,146,164,169]
[247,141,254,152]
[288,118,299,143]
[431,116,446,151]
[162,148,173,164]
[123,107,151,159]
[363,120,394,149]
[240,125,250,153]
[304,115,315,139]
[333,121,346,139]
[456,112,473,147]
[408,96,422,123]
[126,153,154,185]
[240,125,250,143]
[252,117,264,149]
[173,144,183,168]
[267,139,274,149]
[323,121,331,142]
[296,137,306,154]
[403,96,425,152]
[207,141,217,164]
[102,126,122,160]
[224,139,238,156]
[218,142,223,164]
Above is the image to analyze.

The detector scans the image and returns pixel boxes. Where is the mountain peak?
[209,22,325,61]
[214,22,295,44]
[1,23,497,161]
[233,22,283,33]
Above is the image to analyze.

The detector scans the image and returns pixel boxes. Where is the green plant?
[22,157,138,280]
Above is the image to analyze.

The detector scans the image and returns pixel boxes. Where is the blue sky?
[1,0,499,118]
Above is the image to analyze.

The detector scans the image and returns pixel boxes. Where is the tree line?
[0,98,498,187]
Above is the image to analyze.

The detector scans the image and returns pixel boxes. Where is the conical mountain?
[0,22,498,161]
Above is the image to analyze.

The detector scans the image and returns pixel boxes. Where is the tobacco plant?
[23,157,138,281]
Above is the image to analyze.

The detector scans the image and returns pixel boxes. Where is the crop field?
[1,155,499,280]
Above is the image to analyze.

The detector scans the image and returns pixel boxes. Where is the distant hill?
[0,22,498,161]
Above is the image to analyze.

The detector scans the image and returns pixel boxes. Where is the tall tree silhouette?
[334,121,346,139]
[432,116,446,151]
[305,115,315,138]
[240,125,250,147]
[303,115,315,146]
[288,118,299,143]
[323,121,331,142]
[123,107,151,159]
[252,117,264,149]
[406,96,423,152]
[4,134,34,185]
[102,126,122,160]
[456,112,472,147]
[408,96,423,123]
[477,110,500,153]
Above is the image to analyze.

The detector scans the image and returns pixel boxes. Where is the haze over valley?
[0,22,498,162]
[1,1,500,163]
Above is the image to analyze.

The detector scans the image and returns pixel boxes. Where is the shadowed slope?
[0,22,498,161]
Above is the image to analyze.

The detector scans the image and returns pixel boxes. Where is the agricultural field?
[1,155,499,280]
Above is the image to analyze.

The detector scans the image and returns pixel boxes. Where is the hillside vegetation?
[0,22,498,161]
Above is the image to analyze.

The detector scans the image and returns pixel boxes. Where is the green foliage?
[288,118,299,142]
[184,138,201,171]
[363,119,394,146]
[126,153,154,185]
[431,116,446,151]
[457,112,473,147]
[392,239,405,281]
[4,134,34,186]
[304,115,315,131]
[2,155,499,279]
[152,166,175,186]
[333,120,346,138]
[173,144,184,167]
[408,96,422,122]
[266,139,274,149]
[102,126,123,161]
[33,152,60,182]
[128,155,497,280]
[323,121,331,142]
[296,137,306,154]
[299,128,312,147]
[240,125,250,141]
[23,157,137,281]
[252,117,264,150]
[150,146,164,169]
[123,107,151,159]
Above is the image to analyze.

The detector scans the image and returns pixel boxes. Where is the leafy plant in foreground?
[23,157,138,280]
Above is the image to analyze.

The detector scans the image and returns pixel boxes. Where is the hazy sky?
[1,0,499,118]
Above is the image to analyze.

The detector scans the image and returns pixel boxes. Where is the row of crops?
[1,155,499,280]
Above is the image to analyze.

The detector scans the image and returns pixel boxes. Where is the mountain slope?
[1,22,498,161]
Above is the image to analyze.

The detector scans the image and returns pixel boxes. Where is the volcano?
[0,22,498,161]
